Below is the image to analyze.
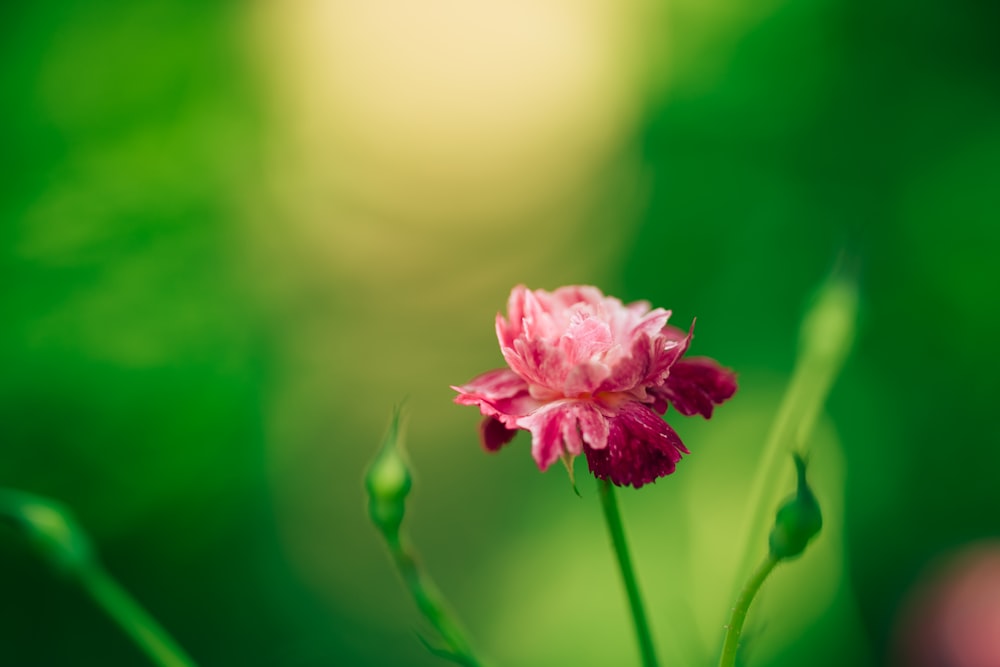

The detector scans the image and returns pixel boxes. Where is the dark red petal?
[480,416,518,452]
[584,402,687,488]
[653,357,737,418]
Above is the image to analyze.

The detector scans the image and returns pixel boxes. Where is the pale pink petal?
[553,312,616,394]
[629,307,671,340]
[576,401,610,450]
[559,312,613,364]
[517,402,569,470]
[502,337,568,393]
[521,287,558,341]
[496,284,529,348]
[516,400,609,471]
[641,323,693,387]
[452,367,526,400]
[597,332,655,394]
[562,360,612,397]
[598,323,691,394]
[452,368,539,428]
[552,285,605,310]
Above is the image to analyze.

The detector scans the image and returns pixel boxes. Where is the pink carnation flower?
[452,285,737,488]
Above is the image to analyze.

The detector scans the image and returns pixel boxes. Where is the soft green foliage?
[1,1,998,666]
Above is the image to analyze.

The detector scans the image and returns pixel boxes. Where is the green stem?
[384,533,482,667]
[79,564,199,667]
[732,271,857,586]
[366,408,484,667]
[717,556,779,667]
[598,479,659,667]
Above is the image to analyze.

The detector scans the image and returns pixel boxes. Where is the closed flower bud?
[365,408,412,536]
[768,453,822,561]
[0,489,94,574]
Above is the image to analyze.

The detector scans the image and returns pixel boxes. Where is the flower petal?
[457,285,736,486]
[452,368,539,428]
[598,323,691,395]
[502,337,567,393]
[596,332,653,394]
[652,357,737,418]
[643,322,693,386]
[516,400,609,471]
[480,416,518,452]
[584,401,688,488]
[559,311,613,365]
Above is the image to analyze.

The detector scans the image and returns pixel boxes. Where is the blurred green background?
[2,1,999,666]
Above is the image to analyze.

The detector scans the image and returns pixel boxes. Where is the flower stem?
[79,563,198,667]
[733,270,857,583]
[598,478,659,667]
[384,533,483,667]
[366,408,485,667]
[717,555,779,667]
[0,489,197,667]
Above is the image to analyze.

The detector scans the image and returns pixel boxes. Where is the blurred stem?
[598,479,659,667]
[79,563,198,667]
[733,270,857,582]
[366,407,484,667]
[383,532,483,667]
[717,556,778,667]
[0,488,197,667]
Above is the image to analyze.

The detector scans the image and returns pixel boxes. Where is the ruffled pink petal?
[651,357,737,418]
[584,400,688,488]
[504,285,528,343]
[551,285,605,311]
[597,332,655,394]
[661,323,688,343]
[452,367,526,400]
[515,400,609,471]
[628,306,671,340]
[559,311,613,364]
[558,313,615,394]
[598,324,690,395]
[643,323,693,386]
[496,284,542,348]
[502,337,567,393]
[452,368,539,428]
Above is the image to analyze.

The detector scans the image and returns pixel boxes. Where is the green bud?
[365,406,413,536]
[0,489,94,574]
[768,454,822,561]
